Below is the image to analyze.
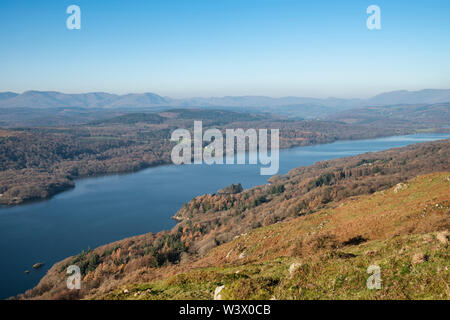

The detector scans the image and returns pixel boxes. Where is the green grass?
[101,172,450,300]
[103,232,448,300]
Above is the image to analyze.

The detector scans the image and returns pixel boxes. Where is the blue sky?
[1,0,449,98]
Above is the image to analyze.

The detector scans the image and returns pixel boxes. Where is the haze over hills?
[0,92,19,101]
[1,89,450,110]
[324,102,450,127]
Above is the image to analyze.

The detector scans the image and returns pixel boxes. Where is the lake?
[0,133,449,299]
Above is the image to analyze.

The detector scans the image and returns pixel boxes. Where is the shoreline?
[0,129,428,208]
[3,132,449,299]
[12,135,450,300]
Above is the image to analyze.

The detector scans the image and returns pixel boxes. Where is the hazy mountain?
[0,89,449,109]
[0,92,19,101]
[172,96,324,107]
[109,93,171,108]
[0,91,119,109]
[367,89,450,106]
[325,102,450,127]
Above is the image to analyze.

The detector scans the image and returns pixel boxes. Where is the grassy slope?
[104,172,450,300]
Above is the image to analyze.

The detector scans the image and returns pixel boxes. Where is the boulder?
[393,183,408,193]
[289,262,302,277]
[436,231,449,245]
[32,262,44,269]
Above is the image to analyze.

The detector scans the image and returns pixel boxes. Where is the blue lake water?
[0,133,448,299]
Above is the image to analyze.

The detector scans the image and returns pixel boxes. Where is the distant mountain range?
[0,89,450,109]
[324,102,450,127]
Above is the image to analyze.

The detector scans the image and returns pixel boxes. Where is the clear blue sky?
[1,0,449,98]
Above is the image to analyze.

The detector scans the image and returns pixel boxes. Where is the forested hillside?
[16,139,449,300]
[0,109,416,205]
[107,172,449,300]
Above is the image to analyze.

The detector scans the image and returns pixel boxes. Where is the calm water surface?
[0,133,448,298]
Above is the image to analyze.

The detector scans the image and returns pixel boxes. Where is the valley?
[0,109,426,206]
[13,137,449,300]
